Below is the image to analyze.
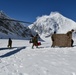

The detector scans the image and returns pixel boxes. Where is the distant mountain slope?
[29,12,76,39]
[0,11,32,39]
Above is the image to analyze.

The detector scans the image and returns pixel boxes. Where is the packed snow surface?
[0,39,76,75]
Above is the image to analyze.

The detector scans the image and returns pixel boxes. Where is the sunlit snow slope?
[29,12,76,41]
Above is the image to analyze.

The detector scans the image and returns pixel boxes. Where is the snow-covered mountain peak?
[0,10,4,15]
[49,12,65,20]
[29,11,76,41]
[0,10,10,19]
[50,12,61,16]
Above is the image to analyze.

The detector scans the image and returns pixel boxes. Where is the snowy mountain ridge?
[29,12,76,39]
[0,11,32,39]
[0,11,76,40]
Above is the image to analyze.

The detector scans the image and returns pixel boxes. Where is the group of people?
[51,29,74,47]
[7,29,74,49]
[7,34,40,49]
[7,35,40,49]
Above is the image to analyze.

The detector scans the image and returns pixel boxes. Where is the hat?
[71,29,74,32]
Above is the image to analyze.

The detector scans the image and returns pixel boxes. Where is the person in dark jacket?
[8,38,12,48]
[32,34,38,49]
[51,31,56,47]
[66,29,74,47]
[66,29,74,38]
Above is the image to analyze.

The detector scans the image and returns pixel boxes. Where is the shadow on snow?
[0,47,17,50]
[0,46,26,58]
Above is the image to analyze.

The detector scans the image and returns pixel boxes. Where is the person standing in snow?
[51,31,56,47]
[66,29,74,47]
[7,38,12,48]
[32,34,38,49]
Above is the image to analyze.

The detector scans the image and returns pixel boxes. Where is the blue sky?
[0,0,76,23]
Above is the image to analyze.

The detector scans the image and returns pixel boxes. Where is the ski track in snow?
[0,39,76,75]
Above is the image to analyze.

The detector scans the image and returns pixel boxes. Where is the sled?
[51,34,72,47]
